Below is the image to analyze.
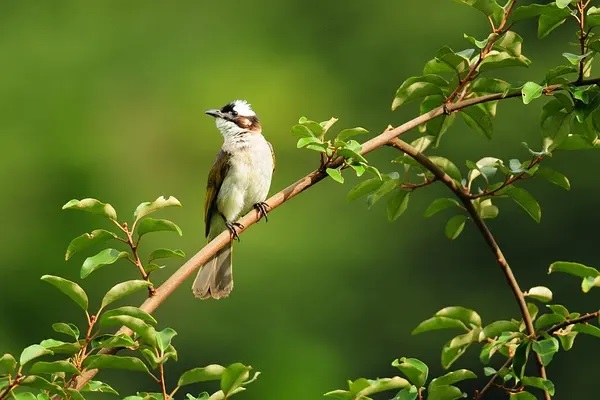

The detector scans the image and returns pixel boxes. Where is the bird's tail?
[192,242,233,299]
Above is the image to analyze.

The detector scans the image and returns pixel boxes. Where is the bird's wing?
[204,150,231,237]
[268,141,276,173]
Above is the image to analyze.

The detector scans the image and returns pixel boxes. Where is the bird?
[192,100,275,299]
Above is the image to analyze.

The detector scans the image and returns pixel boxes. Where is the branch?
[64,75,600,393]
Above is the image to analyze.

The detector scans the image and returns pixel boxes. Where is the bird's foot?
[254,202,270,223]
[225,221,244,241]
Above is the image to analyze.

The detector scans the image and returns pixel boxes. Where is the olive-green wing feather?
[204,150,231,237]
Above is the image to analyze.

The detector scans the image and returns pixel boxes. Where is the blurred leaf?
[513,341,530,378]
[391,357,428,388]
[538,6,570,38]
[545,65,578,84]
[387,191,410,221]
[563,52,589,66]
[427,384,464,400]
[392,386,418,400]
[83,355,150,374]
[510,391,537,400]
[461,105,493,139]
[337,148,367,164]
[291,124,315,138]
[528,302,540,320]
[104,316,154,352]
[512,3,554,21]
[549,261,600,278]
[534,313,566,330]
[349,377,410,397]
[65,230,118,261]
[482,320,520,338]
[326,168,344,184]
[494,31,523,57]
[547,304,569,317]
[367,177,399,208]
[441,330,478,369]
[101,280,153,309]
[137,218,182,238]
[445,215,466,240]
[535,167,570,190]
[336,127,368,142]
[452,0,503,25]
[392,75,448,110]
[0,354,17,375]
[156,328,177,353]
[429,369,476,390]
[429,156,462,181]
[62,198,117,220]
[525,286,552,302]
[52,323,80,340]
[19,345,53,366]
[573,323,600,338]
[40,275,88,311]
[19,375,64,395]
[471,77,511,94]
[557,331,578,350]
[221,363,251,396]
[297,136,322,148]
[582,276,600,292]
[99,306,157,326]
[13,393,37,400]
[64,389,85,400]
[532,337,559,366]
[436,306,482,327]
[134,196,181,220]
[503,186,541,223]
[521,82,544,104]
[478,51,531,72]
[148,248,185,263]
[178,365,226,387]
[81,380,119,395]
[81,249,129,279]
[29,360,80,375]
[424,198,461,218]
[39,339,80,355]
[347,178,383,201]
[521,376,555,396]
[412,316,467,335]
[91,334,137,350]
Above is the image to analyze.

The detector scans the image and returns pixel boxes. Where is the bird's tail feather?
[192,243,233,299]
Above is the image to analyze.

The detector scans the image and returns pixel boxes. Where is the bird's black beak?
[205,109,224,118]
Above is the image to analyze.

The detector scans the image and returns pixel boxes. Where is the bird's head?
[205,100,261,137]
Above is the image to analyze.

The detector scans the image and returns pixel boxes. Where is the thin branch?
[387,136,549,400]
[577,1,589,82]
[474,356,513,400]
[62,75,600,393]
[157,350,169,400]
[468,156,543,200]
[547,311,600,334]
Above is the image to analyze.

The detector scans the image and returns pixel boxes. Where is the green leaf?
[557,331,578,350]
[28,360,80,375]
[521,376,555,396]
[471,77,511,94]
[99,306,157,326]
[452,0,503,25]
[336,127,368,142]
[91,334,137,350]
[532,337,559,366]
[178,365,226,387]
[429,156,462,181]
[545,65,578,84]
[478,51,531,72]
[81,248,129,279]
[461,105,493,139]
[133,196,181,220]
[445,215,467,240]
[513,341,531,378]
[573,323,600,338]
[522,82,544,104]
[367,176,399,208]
[39,339,80,355]
[412,316,467,335]
[525,286,553,302]
[81,380,119,395]
[538,6,571,38]
[19,345,53,366]
[392,75,448,110]
[52,322,80,339]
[62,198,117,220]
[137,218,182,238]
[291,124,315,138]
[101,280,153,309]
[349,377,410,397]
[548,261,600,278]
[326,168,344,184]
[221,363,252,396]
[100,315,157,347]
[347,178,383,201]
[482,320,520,338]
[391,358,428,388]
[156,328,177,353]
[427,384,464,400]
[393,386,418,400]
[436,306,482,327]
[0,354,17,375]
[387,191,410,221]
[65,229,118,261]
[563,52,588,66]
[296,136,323,148]
[494,31,523,57]
[510,391,537,400]
[547,304,569,317]
[148,248,185,263]
[534,313,566,330]
[424,198,461,218]
[429,369,476,390]
[83,355,150,374]
[40,275,88,311]
[535,167,570,190]
[13,393,37,400]
[555,0,572,9]
[504,187,541,223]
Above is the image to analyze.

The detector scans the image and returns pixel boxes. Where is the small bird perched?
[192,100,275,299]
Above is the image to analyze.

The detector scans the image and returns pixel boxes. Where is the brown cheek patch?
[235,117,252,128]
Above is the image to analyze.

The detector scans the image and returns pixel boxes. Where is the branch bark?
[64,76,600,394]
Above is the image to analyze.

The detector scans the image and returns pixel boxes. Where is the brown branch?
[387,137,549,400]
[62,75,600,394]
[547,311,600,335]
[468,156,543,200]
[577,1,588,82]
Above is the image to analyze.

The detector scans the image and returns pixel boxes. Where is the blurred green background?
[0,1,599,399]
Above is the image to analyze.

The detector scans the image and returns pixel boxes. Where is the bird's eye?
[230,110,238,116]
